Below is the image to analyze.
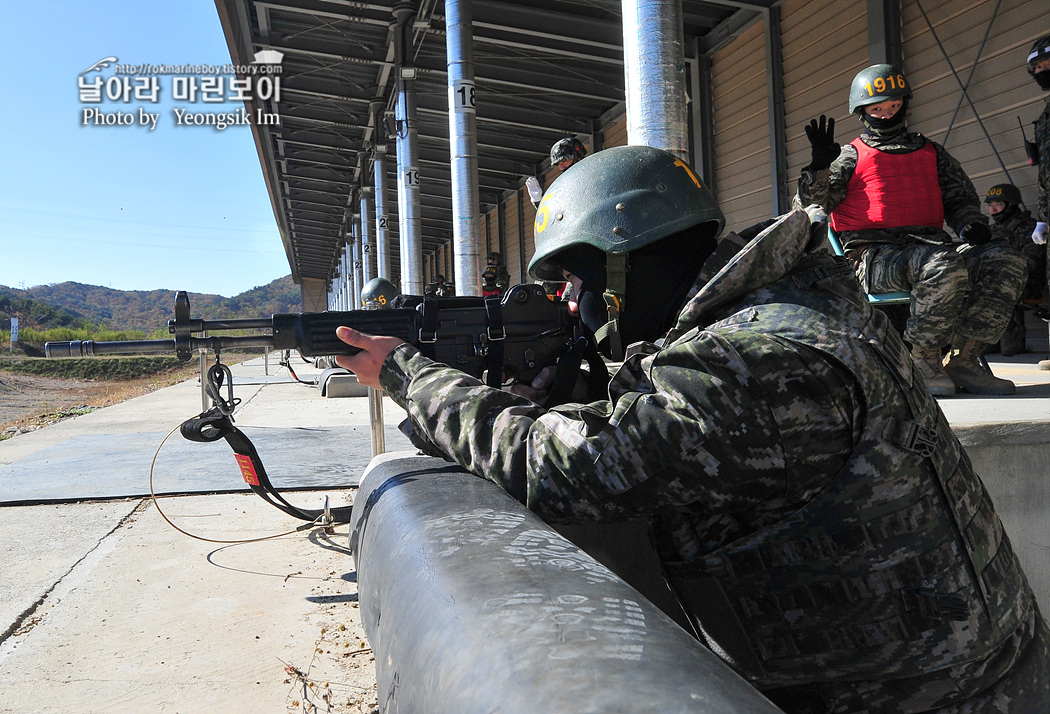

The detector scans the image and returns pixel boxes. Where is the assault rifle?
[45,284,586,388]
[44,284,599,525]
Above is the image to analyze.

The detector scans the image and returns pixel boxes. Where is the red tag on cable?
[234,453,260,485]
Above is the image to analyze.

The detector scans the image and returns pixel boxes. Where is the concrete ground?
[0,356,411,714]
[1,351,1049,713]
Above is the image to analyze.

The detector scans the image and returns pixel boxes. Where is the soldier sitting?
[796,64,1027,396]
[986,183,1043,355]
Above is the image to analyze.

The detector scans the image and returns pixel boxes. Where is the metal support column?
[764,8,788,214]
[360,186,376,284]
[445,0,482,296]
[393,3,423,294]
[352,212,364,309]
[372,94,392,282]
[867,0,903,68]
[621,0,689,160]
[344,240,352,310]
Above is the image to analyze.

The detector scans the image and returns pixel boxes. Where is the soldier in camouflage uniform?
[336,146,1050,714]
[985,184,1042,355]
[1029,36,1050,243]
[795,65,1027,397]
[486,251,511,294]
[1027,35,1050,369]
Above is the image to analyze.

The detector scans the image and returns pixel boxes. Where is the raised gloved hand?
[1034,222,1049,245]
[960,221,992,246]
[804,115,840,171]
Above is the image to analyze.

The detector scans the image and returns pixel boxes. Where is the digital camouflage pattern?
[1037,96,1050,224]
[853,241,1026,347]
[376,209,1049,713]
[991,206,1044,300]
[795,133,1026,349]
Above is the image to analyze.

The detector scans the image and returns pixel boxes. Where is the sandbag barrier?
[349,451,784,713]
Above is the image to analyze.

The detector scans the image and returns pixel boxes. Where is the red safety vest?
[830,138,945,232]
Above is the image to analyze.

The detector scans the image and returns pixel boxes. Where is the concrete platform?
[1,351,1049,712]
[0,355,410,713]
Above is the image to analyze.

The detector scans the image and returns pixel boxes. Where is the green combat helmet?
[361,277,398,308]
[1028,34,1050,76]
[848,64,911,114]
[529,145,724,358]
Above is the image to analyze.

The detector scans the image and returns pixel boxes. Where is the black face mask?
[1036,70,1050,91]
[860,98,909,138]
[991,204,1020,225]
[555,224,719,354]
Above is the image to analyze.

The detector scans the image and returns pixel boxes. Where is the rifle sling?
[417,297,439,360]
[484,294,505,389]
[180,408,354,524]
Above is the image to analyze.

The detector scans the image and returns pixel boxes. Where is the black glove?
[804,115,840,171]
[960,221,992,246]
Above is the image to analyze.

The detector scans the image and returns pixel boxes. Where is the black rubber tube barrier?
[349,452,785,714]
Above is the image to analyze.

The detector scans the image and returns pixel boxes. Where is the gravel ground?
[0,368,200,439]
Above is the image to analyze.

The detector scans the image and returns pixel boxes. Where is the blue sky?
[0,1,291,297]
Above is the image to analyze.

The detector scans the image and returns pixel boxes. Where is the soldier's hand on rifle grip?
[509,366,555,405]
[805,115,840,172]
[334,327,404,389]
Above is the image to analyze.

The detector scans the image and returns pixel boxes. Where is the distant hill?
[0,276,301,332]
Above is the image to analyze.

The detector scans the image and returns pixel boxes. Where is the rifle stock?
[45,284,578,384]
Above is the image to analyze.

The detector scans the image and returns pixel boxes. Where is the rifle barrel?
[45,339,176,358]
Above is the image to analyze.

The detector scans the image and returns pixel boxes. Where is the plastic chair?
[826,228,911,305]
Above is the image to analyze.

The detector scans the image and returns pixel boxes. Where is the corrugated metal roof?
[215,0,773,287]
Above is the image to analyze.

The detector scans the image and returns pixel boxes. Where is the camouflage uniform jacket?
[991,206,1039,251]
[1036,95,1050,223]
[795,132,985,251]
[378,210,1040,711]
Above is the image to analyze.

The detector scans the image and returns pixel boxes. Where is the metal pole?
[393,4,424,294]
[446,0,482,296]
[621,0,689,161]
[199,338,209,412]
[374,144,392,280]
[361,186,376,283]
[396,78,423,294]
[348,239,356,308]
[352,212,364,309]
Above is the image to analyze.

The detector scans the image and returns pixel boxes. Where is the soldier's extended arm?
[794,143,858,214]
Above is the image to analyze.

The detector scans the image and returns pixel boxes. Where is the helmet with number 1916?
[848,64,912,114]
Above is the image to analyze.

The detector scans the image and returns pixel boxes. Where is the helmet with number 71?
[848,64,912,114]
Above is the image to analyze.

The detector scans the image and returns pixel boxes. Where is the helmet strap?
[594,252,628,361]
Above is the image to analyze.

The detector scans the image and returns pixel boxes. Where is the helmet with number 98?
[984,184,1022,206]
[848,64,912,114]
[360,277,398,308]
